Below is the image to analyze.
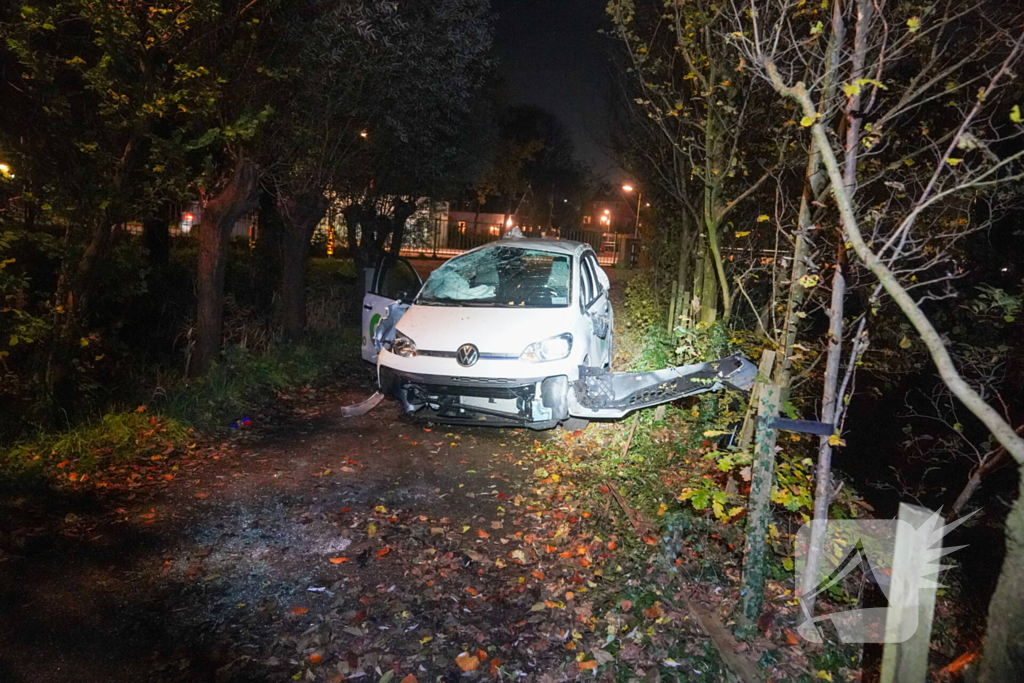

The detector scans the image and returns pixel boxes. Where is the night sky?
[493,0,620,179]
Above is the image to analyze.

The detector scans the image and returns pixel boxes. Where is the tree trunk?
[979,469,1024,683]
[699,242,719,324]
[388,198,417,256]
[798,264,845,623]
[142,204,170,267]
[278,192,328,339]
[191,159,259,377]
[669,212,695,331]
[342,204,363,269]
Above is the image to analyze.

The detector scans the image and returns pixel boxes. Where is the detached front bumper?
[378,368,570,429]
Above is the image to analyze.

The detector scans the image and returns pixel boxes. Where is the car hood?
[396,304,572,355]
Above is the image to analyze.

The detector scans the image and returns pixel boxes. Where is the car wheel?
[561,417,590,432]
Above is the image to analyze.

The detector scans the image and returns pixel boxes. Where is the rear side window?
[583,254,603,298]
[579,256,595,310]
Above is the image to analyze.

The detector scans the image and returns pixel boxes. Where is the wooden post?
[738,349,777,449]
[880,503,941,683]
[741,382,780,624]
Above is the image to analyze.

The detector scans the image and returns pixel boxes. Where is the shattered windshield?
[416,246,572,308]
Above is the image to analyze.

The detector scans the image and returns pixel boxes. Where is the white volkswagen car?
[362,236,755,429]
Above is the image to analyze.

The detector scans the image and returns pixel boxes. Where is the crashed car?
[362,236,756,429]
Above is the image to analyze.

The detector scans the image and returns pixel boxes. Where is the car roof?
[468,238,590,257]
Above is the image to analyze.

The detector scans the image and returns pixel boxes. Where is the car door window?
[376,258,421,301]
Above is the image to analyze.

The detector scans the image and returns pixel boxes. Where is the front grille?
[416,349,518,360]
[394,370,546,389]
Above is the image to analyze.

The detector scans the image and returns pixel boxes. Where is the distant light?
[603,208,610,214]
[184,213,194,221]
[622,184,634,192]
[645,203,650,207]
[506,217,513,227]
[0,163,9,174]
[360,130,369,138]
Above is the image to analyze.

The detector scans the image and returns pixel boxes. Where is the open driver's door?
[361,255,422,362]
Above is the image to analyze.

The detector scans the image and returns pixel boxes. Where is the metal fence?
[388,218,632,266]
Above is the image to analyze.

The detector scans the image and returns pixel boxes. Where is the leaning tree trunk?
[46,215,115,425]
[278,192,328,339]
[979,469,1024,683]
[798,262,845,623]
[191,160,259,377]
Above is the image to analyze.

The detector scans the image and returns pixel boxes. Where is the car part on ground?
[567,353,757,420]
[339,392,385,417]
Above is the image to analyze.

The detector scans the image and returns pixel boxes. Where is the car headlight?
[391,331,417,357]
[520,333,573,362]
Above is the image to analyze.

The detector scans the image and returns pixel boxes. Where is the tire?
[561,417,590,432]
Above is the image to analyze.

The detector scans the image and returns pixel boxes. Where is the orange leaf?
[643,601,664,619]
[290,607,308,615]
[579,660,597,670]
[559,551,573,558]
[329,557,349,564]
[477,529,490,538]
[476,649,488,661]
[490,658,501,677]
[620,600,633,611]
[455,652,480,672]
[784,629,800,645]
[579,557,591,567]
[598,484,610,494]
[308,653,322,664]
[532,570,545,581]
[607,541,617,550]
[576,545,587,555]
[400,676,417,683]
[194,492,210,500]
[376,547,390,557]
[465,587,479,596]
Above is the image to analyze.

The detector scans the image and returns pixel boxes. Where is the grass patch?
[2,411,192,482]
[2,327,362,487]
[162,328,362,429]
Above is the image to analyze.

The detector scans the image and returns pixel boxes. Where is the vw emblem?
[456,344,479,367]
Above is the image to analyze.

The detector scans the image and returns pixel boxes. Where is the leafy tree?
[607,0,782,323]
[736,0,1024,676]
[0,0,265,401]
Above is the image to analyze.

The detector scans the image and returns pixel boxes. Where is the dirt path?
[0,382,619,683]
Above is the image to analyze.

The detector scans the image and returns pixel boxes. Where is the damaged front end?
[379,369,569,430]
[567,353,757,420]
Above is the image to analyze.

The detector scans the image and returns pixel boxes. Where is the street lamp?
[621,184,641,236]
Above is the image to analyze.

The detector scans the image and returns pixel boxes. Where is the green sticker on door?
[368,313,382,345]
